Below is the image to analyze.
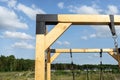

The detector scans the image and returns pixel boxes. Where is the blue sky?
[0,0,120,65]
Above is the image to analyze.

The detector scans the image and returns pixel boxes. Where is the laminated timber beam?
[37,14,120,25]
[45,23,72,49]
[50,48,115,53]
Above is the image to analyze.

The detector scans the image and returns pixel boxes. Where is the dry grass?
[0,71,120,80]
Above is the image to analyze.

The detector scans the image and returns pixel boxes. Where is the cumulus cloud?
[12,41,34,49]
[0,6,28,30]
[2,31,34,40]
[7,0,17,8]
[17,3,46,20]
[58,2,64,9]
[68,5,102,14]
[106,5,119,14]
[56,41,70,46]
[68,4,119,15]
[90,25,120,38]
[0,0,17,8]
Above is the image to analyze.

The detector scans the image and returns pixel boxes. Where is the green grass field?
[0,71,120,80]
[52,70,120,80]
[0,71,34,80]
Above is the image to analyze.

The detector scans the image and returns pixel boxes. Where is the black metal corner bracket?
[109,15,116,36]
[36,14,58,24]
[36,14,58,34]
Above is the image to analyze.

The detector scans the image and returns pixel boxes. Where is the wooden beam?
[51,53,61,63]
[108,52,118,61]
[37,14,120,25]
[108,52,120,67]
[46,23,72,49]
[58,15,120,25]
[35,35,45,80]
[51,48,114,53]
[116,54,120,67]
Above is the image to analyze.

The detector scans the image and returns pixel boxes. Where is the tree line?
[0,55,120,73]
[0,55,34,72]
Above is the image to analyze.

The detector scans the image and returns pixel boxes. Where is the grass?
[0,71,34,80]
[0,71,120,80]
[51,70,120,80]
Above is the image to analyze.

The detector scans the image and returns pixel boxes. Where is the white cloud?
[17,3,46,20]
[68,5,102,14]
[63,41,70,45]
[0,0,17,8]
[84,25,120,39]
[56,41,62,45]
[0,6,28,30]
[91,25,113,38]
[106,5,119,14]
[89,34,97,38]
[81,36,88,40]
[58,2,64,9]
[56,41,70,46]
[8,0,17,8]
[12,41,34,49]
[2,31,34,40]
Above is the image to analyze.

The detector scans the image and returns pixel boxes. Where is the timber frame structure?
[35,14,120,80]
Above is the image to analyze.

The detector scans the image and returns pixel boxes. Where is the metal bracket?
[118,48,120,54]
[109,15,116,36]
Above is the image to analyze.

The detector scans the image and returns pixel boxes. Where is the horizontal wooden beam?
[51,48,115,53]
[37,14,120,25]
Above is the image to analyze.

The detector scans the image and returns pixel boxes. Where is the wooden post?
[47,49,51,80]
[35,35,45,80]
[35,17,46,80]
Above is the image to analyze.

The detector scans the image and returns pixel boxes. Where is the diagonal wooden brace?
[45,23,72,49]
[108,51,120,67]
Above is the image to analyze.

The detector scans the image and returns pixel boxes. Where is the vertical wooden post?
[35,18,46,80]
[47,49,51,80]
[35,35,45,80]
